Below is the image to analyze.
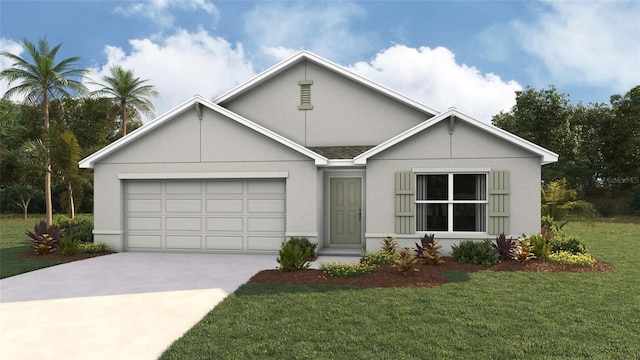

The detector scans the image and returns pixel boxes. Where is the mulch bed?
[19,250,115,263]
[249,257,614,288]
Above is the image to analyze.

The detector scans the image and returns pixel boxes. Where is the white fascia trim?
[412,167,492,173]
[118,171,289,180]
[214,50,440,116]
[354,109,559,165]
[322,159,360,167]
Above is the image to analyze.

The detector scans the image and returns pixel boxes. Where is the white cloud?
[115,0,219,28]
[88,28,255,122]
[347,45,522,121]
[0,38,25,101]
[513,1,640,92]
[244,2,376,65]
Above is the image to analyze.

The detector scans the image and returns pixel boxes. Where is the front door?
[330,178,362,245]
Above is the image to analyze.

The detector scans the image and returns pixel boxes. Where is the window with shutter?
[488,170,510,235]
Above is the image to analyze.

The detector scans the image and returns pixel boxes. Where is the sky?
[1,0,639,123]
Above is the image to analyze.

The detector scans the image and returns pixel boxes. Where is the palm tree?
[92,65,159,136]
[1,37,88,225]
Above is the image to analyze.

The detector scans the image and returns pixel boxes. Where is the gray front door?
[330,177,362,245]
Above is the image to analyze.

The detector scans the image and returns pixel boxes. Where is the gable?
[217,52,437,147]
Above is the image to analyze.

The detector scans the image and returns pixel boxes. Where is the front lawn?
[0,217,63,279]
[161,219,640,359]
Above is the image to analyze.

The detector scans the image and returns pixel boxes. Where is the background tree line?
[0,37,158,222]
[493,85,640,215]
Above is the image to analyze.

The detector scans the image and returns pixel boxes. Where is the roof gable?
[78,96,328,168]
[214,49,440,117]
[354,108,559,165]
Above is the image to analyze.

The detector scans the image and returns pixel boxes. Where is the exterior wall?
[364,120,542,254]
[220,60,431,147]
[92,107,319,252]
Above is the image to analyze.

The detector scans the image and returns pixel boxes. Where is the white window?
[415,173,488,232]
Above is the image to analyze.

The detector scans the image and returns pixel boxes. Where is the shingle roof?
[308,146,376,159]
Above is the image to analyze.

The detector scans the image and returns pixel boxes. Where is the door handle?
[359,208,361,221]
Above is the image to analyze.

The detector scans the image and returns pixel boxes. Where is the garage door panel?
[128,181,161,195]
[127,199,162,213]
[206,181,243,194]
[128,235,162,248]
[165,217,202,231]
[248,199,285,213]
[206,217,243,231]
[126,179,285,252]
[248,218,286,232]
[248,181,285,194]
[206,236,243,250]
[166,235,202,249]
[166,199,202,213]
[128,217,162,231]
[166,181,202,194]
[248,236,283,250]
[206,199,243,213]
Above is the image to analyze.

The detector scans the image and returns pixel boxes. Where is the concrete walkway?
[0,252,359,360]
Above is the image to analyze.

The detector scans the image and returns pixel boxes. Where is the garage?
[125,179,286,252]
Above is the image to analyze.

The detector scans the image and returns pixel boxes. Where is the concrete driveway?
[0,253,281,360]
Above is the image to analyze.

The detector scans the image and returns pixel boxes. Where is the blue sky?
[1,0,639,122]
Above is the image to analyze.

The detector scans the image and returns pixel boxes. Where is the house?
[79,50,558,255]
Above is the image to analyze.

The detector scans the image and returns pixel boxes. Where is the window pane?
[454,174,486,200]
[416,203,448,231]
[416,175,448,200]
[453,203,486,231]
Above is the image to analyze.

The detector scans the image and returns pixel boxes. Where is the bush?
[513,237,535,264]
[394,247,419,274]
[492,233,515,261]
[26,220,63,255]
[414,233,444,265]
[550,234,587,255]
[628,183,640,215]
[58,237,80,256]
[320,262,375,277]
[361,250,399,265]
[548,251,596,266]
[53,214,94,243]
[276,240,310,272]
[381,236,398,253]
[451,240,499,267]
[78,242,109,253]
[286,237,317,259]
[530,232,552,261]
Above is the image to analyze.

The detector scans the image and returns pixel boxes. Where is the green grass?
[161,219,640,359]
[0,217,62,279]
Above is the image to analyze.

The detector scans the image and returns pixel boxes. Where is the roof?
[213,49,440,117]
[78,95,329,168]
[353,108,559,166]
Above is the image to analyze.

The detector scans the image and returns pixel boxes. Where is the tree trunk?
[68,183,75,219]
[122,101,127,136]
[44,95,53,225]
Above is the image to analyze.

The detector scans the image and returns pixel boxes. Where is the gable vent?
[298,80,313,110]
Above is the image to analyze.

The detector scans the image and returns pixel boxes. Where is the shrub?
[394,247,419,274]
[53,214,94,243]
[548,251,596,266]
[277,240,310,272]
[361,250,399,265]
[550,234,587,255]
[627,183,640,215]
[381,236,398,253]
[530,232,552,261]
[541,215,562,233]
[286,237,317,259]
[451,240,499,267]
[78,242,109,253]
[414,233,444,265]
[492,233,515,261]
[513,237,536,264]
[58,237,80,256]
[320,262,375,277]
[26,220,62,255]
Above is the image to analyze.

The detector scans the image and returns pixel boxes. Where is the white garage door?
[125,179,285,252]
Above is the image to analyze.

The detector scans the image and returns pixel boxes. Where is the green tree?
[602,86,640,184]
[91,65,158,136]
[541,179,595,226]
[0,37,88,224]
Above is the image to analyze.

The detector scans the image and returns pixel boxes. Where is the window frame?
[415,172,489,233]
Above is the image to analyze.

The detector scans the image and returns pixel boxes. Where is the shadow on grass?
[234,282,363,297]
[443,270,472,283]
[0,245,62,279]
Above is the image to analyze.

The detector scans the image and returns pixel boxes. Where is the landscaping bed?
[19,250,115,263]
[249,256,613,288]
